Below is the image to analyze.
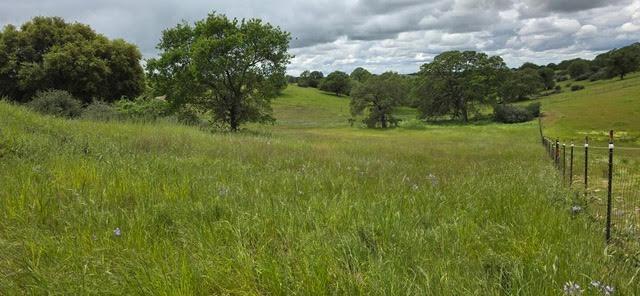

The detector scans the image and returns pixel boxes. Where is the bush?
[176,105,202,126]
[398,118,426,130]
[554,85,562,93]
[28,89,82,118]
[556,75,569,82]
[574,72,591,81]
[571,85,585,92]
[82,101,120,121]
[525,102,541,117]
[494,104,534,123]
[115,96,169,121]
[589,68,609,81]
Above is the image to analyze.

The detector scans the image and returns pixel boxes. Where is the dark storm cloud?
[1,0,638,74]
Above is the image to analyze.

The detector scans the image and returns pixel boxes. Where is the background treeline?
[2,15,639,130]
[291,42,640,127]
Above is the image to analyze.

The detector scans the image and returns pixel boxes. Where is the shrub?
[554,85,562,93]
[574,72,591,81]
[494,104,534,123]
[115,96,169,121]
[525,102,541,117]
[589,68,609,81]
[398,118,426,130]
[28,89,82,118]
[556,75,569,82]
[571,85,585,92]
[82,101,120,121]
[176,105,202,126]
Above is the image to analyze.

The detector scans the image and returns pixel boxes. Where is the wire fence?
[540,127,640,252]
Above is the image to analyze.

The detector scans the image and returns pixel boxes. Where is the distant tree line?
[291,42,640,128]
[2,15,640,130]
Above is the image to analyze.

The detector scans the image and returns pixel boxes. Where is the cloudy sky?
[1,0,639,75]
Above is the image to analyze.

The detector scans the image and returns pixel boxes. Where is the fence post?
[584,137,589,194]
[605,130,614,243]
[569,143,574,186]
[553,139,560,169]
[562,143,566,180]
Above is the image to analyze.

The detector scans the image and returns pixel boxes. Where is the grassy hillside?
[1,88,639,294]
[537,72,640,145]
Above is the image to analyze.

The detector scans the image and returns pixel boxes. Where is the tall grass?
[0,96,638,294]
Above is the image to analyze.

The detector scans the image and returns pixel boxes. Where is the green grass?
[535,72,640,145]
[1,85,639,294]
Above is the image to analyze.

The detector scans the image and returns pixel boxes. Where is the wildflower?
[113,227,121,237]
[591,280,614,295]
[411,184,419,191]
[563,281,582,295]
[427,174,438,186]
[571,205,583,215]
[218,186,230,197]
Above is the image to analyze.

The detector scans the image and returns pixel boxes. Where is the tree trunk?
[620,73,625,80]
[229,103,240,132]
[381,113,387,128]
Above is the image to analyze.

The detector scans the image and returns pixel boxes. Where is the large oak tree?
[147,13,291,131]
[0,16,145,103]
[413,51,507,122]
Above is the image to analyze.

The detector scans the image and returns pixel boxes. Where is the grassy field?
[1,86,639,294]
[535,72,640,145]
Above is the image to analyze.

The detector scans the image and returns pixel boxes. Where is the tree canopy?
[319,71,351,96]
[350,67,373,83]
[147,13,291,131]
[350,72,408,128]
[413,51,508,122]
[607,45,640,80]
[0,16,145,103]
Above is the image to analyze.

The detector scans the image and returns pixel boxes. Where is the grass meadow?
[1,86,639,294]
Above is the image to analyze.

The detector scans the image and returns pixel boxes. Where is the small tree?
[147,13,291,131]
[350,67,373,83]
[319,71,351,96]
[350,72,408,128]
[568,60,590,79]
[607,47,639,80]
[499,68,544,102]
[537,67,555,90]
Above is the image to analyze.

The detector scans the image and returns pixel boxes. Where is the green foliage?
[537,67,556,90]
[350,67,373,83]
[518,62,539,70]
[414,51,508,122]
[319,71,351,96]
[175,105,202,126]
[81,101,120,121]
[499,68,544,102]
[297,70,324,88]
[114,97,170,121]
[397,118,426,130]
[147,12,292,131]
[0,16,145,103]
[567,59,591,79]
[607,45,640,80]
[350,72,408,128]
[28,89,82,118]
[493,104,533,123]
[571,85,585,91]
[525,102,541,117]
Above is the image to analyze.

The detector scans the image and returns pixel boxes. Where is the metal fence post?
[562,143,566,180]
[569,143,574,186]
[584,137,589,194]
[553,139,560,169]
[605,130,614,243]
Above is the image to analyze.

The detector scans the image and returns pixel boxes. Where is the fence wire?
[542,136,640,252]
